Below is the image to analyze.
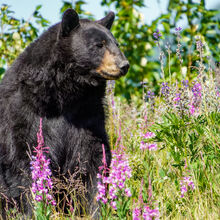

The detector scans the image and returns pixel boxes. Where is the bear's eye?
[96,43,104,48]
[96,40,106,48]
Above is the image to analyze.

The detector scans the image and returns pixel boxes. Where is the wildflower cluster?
[161,82,170,97]
[180,161,195,198]
[145,91,155,111]
[189,82,202,115]
[182,79,189,88]
[174,27,183,64]
[173,93,181,106]
[175,27,182,35]
[133,178,160,220]
[133,206,141,219]
[159,80,203,116]
[140,132,157,151]
[180,176,195,198]
[96,150,132,210]
[196,39,204,53]
[133,205,160,220]
[30,118,56,206]
[153,29,162,43]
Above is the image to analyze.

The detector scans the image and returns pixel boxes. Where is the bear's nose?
[119,61,130,76]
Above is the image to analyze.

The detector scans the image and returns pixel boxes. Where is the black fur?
[0,9,129,218]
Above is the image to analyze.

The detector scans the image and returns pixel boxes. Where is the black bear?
[0,9,129,218]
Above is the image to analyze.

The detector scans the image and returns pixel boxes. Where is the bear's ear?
[96,12,115,30]
[60,9,80,37]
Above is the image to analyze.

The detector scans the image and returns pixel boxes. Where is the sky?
[3,0,220,26]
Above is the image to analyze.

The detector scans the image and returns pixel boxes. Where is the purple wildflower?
[146,91,155,102]
[145,91,155,111]
[174,27,183,63]
[125,188,132,197]
[142,132,156,139]
[180,161,195,197]
[173,93,181,106]
[161,82,170,96]
[180,176,195,198]
[133,177,160,220]
[192,82,202,97]
[96,181,107,203]
[153,29,162,43]
[110,201,117,210]
[182,80,189,88]
[140,131,157,151]
[148,176,152,203]
[189,104,196,115]
[216,88,220,97]
[140,142,157,151]
[175,27,182,33]
[30,118,56,206]
[107,151,132,199]
[139,179,144,205]
[196,39,204,51]
[96,150,132,209]
[35,195,43,202]
[189,82,202,115]
[133,206,141,220]
[143,206,160,220]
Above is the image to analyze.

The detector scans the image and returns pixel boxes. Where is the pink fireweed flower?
[125,188,132,197]
[96,150,132,210]
[30,118,56,206]
[35,195,43,202]
[108,151,132,198]
[111,201,117,210]
[180,161,195,197]
[147,143,158,151]
[140,142,158,151]
[134,176,160,220]
[173,93,181,106]
[133,204,160,220]
[133,207,141,220]
[192,82,202,97]
[143,206,160,220]
[96,181,107,203]
[189,104,195,115]
[142,132,156,139]
[180,184,187,197]
[180,175,195,197]
[216,87,220,97]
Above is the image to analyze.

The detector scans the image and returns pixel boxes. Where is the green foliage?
[34,201,52,220]
[166,0,220,79]
[0,4,49,76]
[0,2,220,218]
[60,0,94,19]
[101,0,219,98]
[1,1,219,98]
[151,112,220,167]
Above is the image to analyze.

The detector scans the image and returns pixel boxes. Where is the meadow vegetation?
[0,0,219,219]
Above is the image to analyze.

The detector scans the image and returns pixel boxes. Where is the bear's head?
[56,9,129,82]
[16,9,129,116]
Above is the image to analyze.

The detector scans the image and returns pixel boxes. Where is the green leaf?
[35,5,42,11]
[0,67,5,75]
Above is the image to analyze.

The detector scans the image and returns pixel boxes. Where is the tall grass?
[2,30,220,219]
[98,29,220,219]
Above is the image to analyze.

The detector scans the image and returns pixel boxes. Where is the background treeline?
[0,0,219,99]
